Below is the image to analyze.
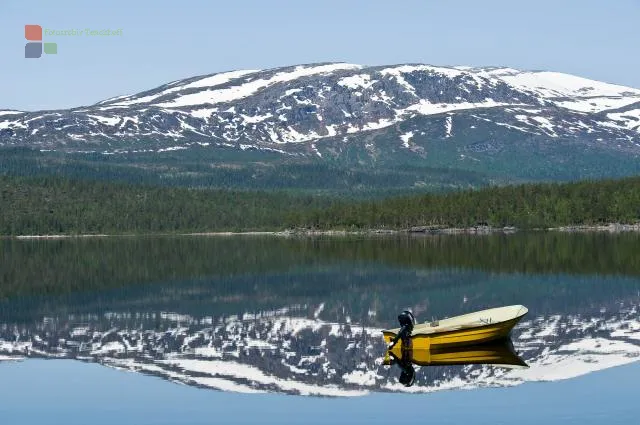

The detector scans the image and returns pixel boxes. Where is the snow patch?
[554,97,640,113]
[406,99,506,116]
[86,114,121,126]
[157,63,361,108]
[240,113,273,124]
[484,69,640,99]
[181,70,259,90]
[157,146,188,153]
[106,70,259,107]
[188,108,218,119]
[160,359,368,397]
[607,109,640,132]
[445,115,452,137]
[0,120,27,130]
[338,74,375,90]
[342,370,379,386]
[284,88,303,97]
[507,338,640,382]
[400,131,414,148]
[530,116,558,137]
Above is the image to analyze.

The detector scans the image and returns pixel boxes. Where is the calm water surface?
[1,233,639,423]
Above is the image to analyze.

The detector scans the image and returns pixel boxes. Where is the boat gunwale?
[382,309,528,338]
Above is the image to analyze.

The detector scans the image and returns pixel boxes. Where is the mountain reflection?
[1,300,639,396]
[1,234,640,396]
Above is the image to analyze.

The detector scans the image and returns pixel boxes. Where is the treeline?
[0,175,334,235]
[1,174,640,235]
[293,177,640,229]
[0,147,489,194]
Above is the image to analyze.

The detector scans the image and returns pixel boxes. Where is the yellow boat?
[384,340,528,367]
[382,305,528,350]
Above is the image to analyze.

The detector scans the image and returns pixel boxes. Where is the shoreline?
[549,223,640,232]
[4,223,640,239]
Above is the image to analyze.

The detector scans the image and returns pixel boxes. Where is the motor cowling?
[397,310,416,333]
[388,310,417,350]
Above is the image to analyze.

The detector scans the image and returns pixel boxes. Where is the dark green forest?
[0,174,333,234]
[298,177,640,229]
[1,173,640,235]
[0,147,492,196]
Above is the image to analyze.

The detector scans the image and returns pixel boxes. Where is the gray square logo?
[25,42,42,58]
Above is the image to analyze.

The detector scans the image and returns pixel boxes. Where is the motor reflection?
[383,338,527,387]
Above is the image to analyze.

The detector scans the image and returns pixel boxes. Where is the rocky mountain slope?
[2,63,640,182]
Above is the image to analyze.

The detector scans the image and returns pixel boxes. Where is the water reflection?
[384,340,528,387]
[1,299,639,396]
[1,234,640,396]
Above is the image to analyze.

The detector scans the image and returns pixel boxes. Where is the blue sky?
[1,0,638,111]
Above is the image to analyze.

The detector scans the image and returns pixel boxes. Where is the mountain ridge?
[2,62,640,185]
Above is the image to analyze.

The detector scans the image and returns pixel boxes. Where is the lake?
[1,232,639,423]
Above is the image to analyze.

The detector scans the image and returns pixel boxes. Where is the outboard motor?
[398,310,416,330]
[387,310,416,349]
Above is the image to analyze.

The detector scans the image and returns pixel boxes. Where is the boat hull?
[384,340,527,367]
[382,316,523,350]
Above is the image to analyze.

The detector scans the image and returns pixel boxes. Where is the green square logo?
[43,42,57,54]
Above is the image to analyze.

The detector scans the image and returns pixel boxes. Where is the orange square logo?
[25,24,42,41]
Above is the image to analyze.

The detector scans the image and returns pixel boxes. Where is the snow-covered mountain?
[2,302,639,396]
[2,62,640,161]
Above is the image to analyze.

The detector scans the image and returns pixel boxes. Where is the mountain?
[2,62,640,186]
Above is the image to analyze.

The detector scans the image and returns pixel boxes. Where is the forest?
[1,174,639,235]
[295,176,640,229]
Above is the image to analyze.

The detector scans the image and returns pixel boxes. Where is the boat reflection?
[383,339,528,387]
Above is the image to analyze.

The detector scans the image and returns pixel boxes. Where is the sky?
[1,0,639,111]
